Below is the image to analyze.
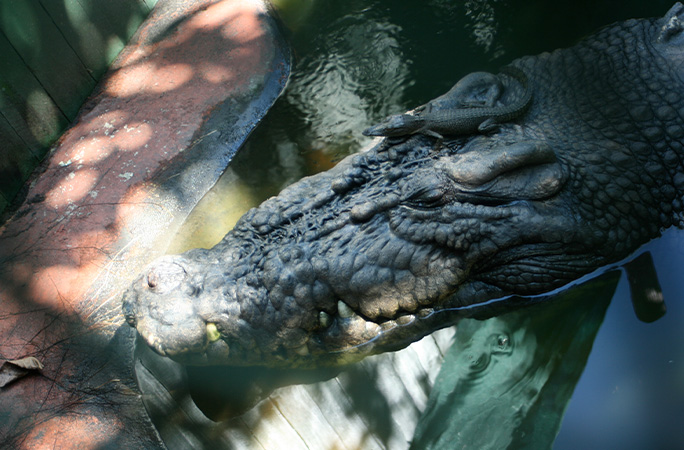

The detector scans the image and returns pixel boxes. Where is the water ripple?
[286,13,413,154]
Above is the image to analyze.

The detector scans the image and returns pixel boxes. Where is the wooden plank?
[270,386,347,450]
[302,380,382,450]
[69,0,152,65]
[37,0,109,79]
[241,399,309,450]
[390,347,431,412]
[0,0,95,120]
[0,112,39,201]
[0,32,67,157]
[38,0,156,80]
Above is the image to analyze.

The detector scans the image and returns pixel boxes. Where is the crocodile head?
[122,133,567,366]
[123,4,684,368]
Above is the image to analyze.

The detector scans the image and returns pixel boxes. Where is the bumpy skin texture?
[123,4,684,368]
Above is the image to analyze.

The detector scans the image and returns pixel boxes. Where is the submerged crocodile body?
[362,67,532,138]
[124,4,684,368]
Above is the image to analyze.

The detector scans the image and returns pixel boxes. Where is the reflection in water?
[623,252,666,323]
[462,0,503,57]
[411,272,619,450]
[286,14,412,153]
[556,231,684,450]
[171,4,412,251]
[270,0,316,31]
[135,320,456,449]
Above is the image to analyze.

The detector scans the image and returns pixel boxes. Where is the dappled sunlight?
[26,90,63,148]
[0,0,290,447]
[62,1,106,69]
[45,167,100,209]
[43,111,155,210]
[76,113,153,153]
[199,62,237,85]
[68,120,154,164]
[110,121,154,150]
[79,110,127,135]
[146,63,195,94]
[181,0,266,43]
[28,244,117,312]
[21,413,120,450]
[66,136,109,164]
[29,264,94,311]
[104,0,266,102]
[106,62,194,97]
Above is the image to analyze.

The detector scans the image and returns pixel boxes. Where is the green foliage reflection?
[412,271,621,449]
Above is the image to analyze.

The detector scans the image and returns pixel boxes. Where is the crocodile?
[362,67,531,139]
[123,3,684,369]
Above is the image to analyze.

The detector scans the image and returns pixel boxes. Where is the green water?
[172,1,683,448]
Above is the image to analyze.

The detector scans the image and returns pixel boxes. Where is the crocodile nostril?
[121,290,138,327]
[143,260,188,293]
[124,313,137,327]
[147,272,158,289]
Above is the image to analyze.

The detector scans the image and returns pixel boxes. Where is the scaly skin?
[123,4,684,368]
[362,67,531,138]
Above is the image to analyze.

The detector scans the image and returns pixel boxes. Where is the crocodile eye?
[404,174,451,209]
[407,185,445,207]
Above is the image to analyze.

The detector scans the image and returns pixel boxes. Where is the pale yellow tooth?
[338,300,353,318]
[381,321,397,331]
[417,308,433,318]
[319,311,331,328]
[294,344,310,356]
[397,314,416,325]
[364,321,381,334]
[206,323,221,342]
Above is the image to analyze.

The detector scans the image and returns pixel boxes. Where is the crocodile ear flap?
[657,2,684,44]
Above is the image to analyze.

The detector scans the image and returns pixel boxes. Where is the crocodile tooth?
[338,300,354,318]
[417,308,434,318]
[155,341,166,356]
[380,320,397,331]
[319,311,331,328]
[294,344,310,356]
[147,333,157,348]
[206,323,221,342]
[364,321,381,335]
[396,314,416,325]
